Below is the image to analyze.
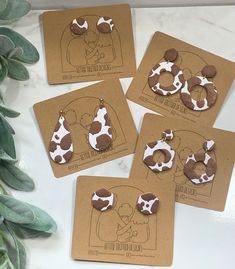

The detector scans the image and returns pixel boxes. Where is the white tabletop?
[4,6,235,269]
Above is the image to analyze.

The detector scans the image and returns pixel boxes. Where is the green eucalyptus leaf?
[7,47,23,59]
[4,222,51,239]
[0,183,8,195]
[0,114,14,134]
[3,222,26,269]
[22,204,57,234]
[0,162,34,191]
[0,149,17,164]
[0,216,4,225]
[0,0,31,21]
[0,28,39,64]
[0,35,15,56]
[0,253,9,269]
[0,194,35,224]
[0,0,8,14]
[0,116,15,159]
[0,57,8,82]
[6,58,29,81]
[0,104,19,118]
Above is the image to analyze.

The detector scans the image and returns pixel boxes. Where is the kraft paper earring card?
[33,79,137,177]
[72,176,175,266]
[42,4,136,84]
[126,32,235,126]
[130,113,235,211]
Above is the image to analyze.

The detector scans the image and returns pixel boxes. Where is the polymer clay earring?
[148,48,184,96]
[70,17,88,35]
[92,188,114,211]
[89,99,112,151]
[48,111,73,164]
[184,139,217,184]
[143,129,175,172]
[180,65,218,111]
[96,16,114,33]
[136,193,159,215]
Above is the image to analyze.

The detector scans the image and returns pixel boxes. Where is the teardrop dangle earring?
[89,98,113,151]
[48,110,73,164]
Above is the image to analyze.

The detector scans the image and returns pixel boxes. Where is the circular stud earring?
[70,17,88,35]
[91,188,114,211]
[148,48,184,96]
[180,65,218,111]
[143,129,175,173]
[136,193,159,215]
[184,139,217,184]
[96,16,114,33]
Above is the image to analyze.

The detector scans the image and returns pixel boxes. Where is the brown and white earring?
[136,193,159,215]
[91,188,114,211]
[143,129,175,172]
[89,99,112,151]
[96,16,114,33]
[184,139,217,184]
[70,17,88,35]
[148,48,184,96]
[48,111,73,164]
[180,65,217,111]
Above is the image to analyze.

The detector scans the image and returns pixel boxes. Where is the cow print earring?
[143,129,175,173]
[180,65,218,111]
[96,16,114,33]
[49,111,73,164]
[136,193,159,215]
[184,139,217,185]
[70,17,88,35]
[89,98,112,151]
[92,188,114,211]
[148,48,184,96]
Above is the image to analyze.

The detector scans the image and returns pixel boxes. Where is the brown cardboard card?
[130,113,235,211]
[72,176,175,266]
[33,79,137,177]
[42,4,136,84]
[126,32,235,126]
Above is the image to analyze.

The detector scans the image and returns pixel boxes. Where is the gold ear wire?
[99,98,104,106]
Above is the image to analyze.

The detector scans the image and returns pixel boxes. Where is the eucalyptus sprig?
[0,1,57,269]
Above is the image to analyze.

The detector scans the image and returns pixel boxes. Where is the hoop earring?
[143,129,175,172]
[184,139,217,184]
[148,48,184,96]
[180,65,217,111]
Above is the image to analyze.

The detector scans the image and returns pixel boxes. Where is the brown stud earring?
[136,193,159,215]
[180,65,218,111]
[70,17,88,35]
[148,48,185,96]
[91,188,114,211]
[96,16,114,33]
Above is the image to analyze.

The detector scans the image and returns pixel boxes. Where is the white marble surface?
[2,5,235,269]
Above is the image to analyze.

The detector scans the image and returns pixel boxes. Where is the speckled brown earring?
[183,139,217,184]
[91,188,114,211]
[148,48,185,96]
[180,65,218,111]
[136,193,159,215]
[88,99,112,151]
[48,111,73,164]
[143,129,175,173]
